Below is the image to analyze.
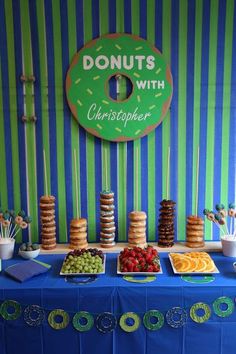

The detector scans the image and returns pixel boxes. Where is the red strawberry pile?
[119,246,160,272]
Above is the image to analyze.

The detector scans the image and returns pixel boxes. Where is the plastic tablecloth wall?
[0,252,236,354]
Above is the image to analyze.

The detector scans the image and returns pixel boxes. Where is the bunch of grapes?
[62,248,104,274]
[119,245,160,272]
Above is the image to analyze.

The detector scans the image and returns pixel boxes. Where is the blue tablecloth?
[0,252,236,354]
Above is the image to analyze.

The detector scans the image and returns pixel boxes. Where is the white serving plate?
[168,254,220,275]
[117,256,163,275]
[60,254,106,276]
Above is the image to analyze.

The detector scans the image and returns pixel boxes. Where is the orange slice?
[194,258,207,272]
[174,257,192,272]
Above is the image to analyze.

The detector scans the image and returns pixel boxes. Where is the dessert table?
[0,252,236,354]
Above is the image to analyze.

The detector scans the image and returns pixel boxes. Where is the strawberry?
[147,265,154,272]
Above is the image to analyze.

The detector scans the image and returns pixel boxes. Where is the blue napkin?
[5,259,51,282]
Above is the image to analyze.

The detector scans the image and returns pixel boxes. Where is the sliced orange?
[195,258,207,272]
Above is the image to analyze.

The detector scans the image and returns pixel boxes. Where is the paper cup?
[221,235,236,257]
[0,238,15,260]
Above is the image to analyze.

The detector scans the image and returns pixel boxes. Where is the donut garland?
[1,296,235,330]
[99,190,116,248]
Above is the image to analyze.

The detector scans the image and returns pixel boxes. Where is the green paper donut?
[73,311,94,332]
[0,300,22,321]
[213,297,234,318]
[143,310,164,330]
[181,275,215,284]
[190,303,211,323]
[123,275,156,283]
[48,309,70,330]
[66,34,173,142]
[119,312,140,332]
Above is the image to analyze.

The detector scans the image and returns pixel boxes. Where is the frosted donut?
[100,232,115,239]
[100,198,114,205]
[100,190,114,199]
[100,216,115,223]
[100,242,116,248]
[100,205,115,211]
[66,34,172,142]
[100,222,115,228]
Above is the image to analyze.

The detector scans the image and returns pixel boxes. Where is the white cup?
[0,238,15,260]
[221,235,236,257]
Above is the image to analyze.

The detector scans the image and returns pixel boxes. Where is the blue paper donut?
[96,312,117,333]
[166,307,187,328]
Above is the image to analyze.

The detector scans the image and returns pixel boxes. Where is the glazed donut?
[70,218,87,227]
[40,195,55,204]
[129,211,147,221]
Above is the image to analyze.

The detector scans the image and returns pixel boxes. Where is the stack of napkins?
[5,259,51,282]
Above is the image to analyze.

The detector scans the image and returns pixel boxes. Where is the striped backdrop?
[0,0,235,244]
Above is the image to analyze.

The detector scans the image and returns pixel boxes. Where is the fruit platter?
[169,252,219,274]
[60,248,106,275]
[117,245,162,275]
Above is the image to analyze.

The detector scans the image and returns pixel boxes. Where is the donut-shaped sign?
[66,34,173,141]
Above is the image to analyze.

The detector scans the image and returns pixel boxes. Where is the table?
[0,252,236,354]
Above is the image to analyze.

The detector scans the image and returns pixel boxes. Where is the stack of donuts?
[128,211,147,248]
[100,190,116,248]
[186,215,205,248]
[69,218,88,249]
[40,195,56,250]
[158,200,176,247]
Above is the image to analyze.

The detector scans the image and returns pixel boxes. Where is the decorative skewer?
[74,149,80,219]
[43,149,49,196]
[135,146,139,211]
[228,203,235,236]
[166,146,170,201]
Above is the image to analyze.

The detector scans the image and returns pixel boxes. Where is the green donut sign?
[66,34,173,141]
